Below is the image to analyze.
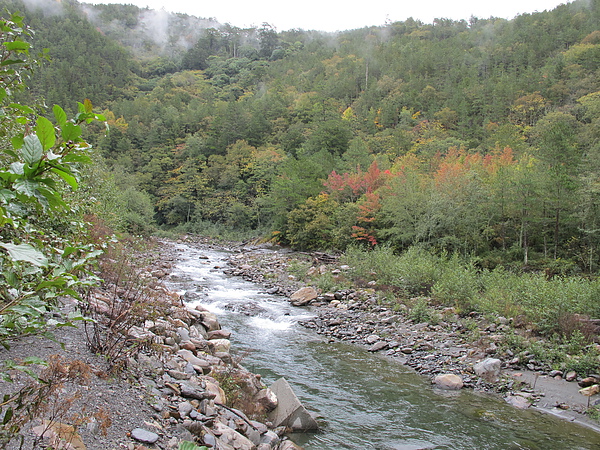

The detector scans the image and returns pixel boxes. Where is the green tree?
[530,111,581,259]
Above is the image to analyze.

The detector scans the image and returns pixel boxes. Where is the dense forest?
[3,0,600,275]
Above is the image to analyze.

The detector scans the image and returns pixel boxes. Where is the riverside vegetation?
[0,10,294,450]
[2,0,600,445]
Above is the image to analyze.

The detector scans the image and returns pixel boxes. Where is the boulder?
[267,378,319,431]
[566,370,578,382]
[368,341,388,352]
[208,329,232,340]
[433,373,464,390]
[209,338,231,354]
[180,382,215,401]
[278,440,304,450]
[195,309,221,332]
[177,349,211,370]
[290,287,318,306]
[254,388,278,412]
[474,358,502,382]
[505,395,530,409]
[213,422,255,450]
[205,379,226,404]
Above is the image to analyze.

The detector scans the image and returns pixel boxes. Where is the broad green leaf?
[22,356,47,365]
[62,153,90,163]
[8,103,34,115]
[38,177,57,189]
[53,104,67,127]
[10,134,23,150]
[61,122,81,141]
[0,243,48,267]
[50,168,78,190]
[4,270,18,288]
[3,41,29,52]
[35,116,55,151]
[20,134,43,165]
[61,246,78,258]
[36,186,67,210]
[178,442,207,450]
[36,278,67,290]
[0,58,25,66]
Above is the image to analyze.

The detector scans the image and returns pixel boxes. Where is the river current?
[165,242,600,449]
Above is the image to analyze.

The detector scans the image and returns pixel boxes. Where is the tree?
[530,111,581,258]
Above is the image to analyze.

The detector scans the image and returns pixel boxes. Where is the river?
[165,242,600,449]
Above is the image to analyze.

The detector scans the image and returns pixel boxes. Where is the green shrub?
[408,298,432,323]
[431,255,479,312]
[392,246,444,295]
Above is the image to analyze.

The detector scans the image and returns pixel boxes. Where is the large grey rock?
[278,440,304,450]
[177,349,212,370]
[195,309,221,331]
[267,378,319,431]
[180,382,215,401]
[368,341,388,352]
[474,358,502,382]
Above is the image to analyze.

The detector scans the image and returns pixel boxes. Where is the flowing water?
[166,243,600,449]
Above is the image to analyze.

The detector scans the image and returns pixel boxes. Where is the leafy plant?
[0,12,105,348]
[408,298,433,323]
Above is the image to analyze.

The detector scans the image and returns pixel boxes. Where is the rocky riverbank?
[213,237,600,431]
[0,238,308,450]
[5,235,598,449]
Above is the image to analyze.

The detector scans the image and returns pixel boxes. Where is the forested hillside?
[5,0,600,273]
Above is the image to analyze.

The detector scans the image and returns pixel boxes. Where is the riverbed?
[166,242,600,449]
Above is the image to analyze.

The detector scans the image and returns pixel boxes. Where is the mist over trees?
[5,0,600,272]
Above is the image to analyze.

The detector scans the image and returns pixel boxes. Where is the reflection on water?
[166,243,600,450]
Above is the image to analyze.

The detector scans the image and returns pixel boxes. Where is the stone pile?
[90,258,305,449]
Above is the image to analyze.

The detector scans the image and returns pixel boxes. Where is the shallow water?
[166,243,600,449]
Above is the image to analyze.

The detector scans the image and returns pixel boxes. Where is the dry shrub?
[81,237,178,372]
[1,355,110,449]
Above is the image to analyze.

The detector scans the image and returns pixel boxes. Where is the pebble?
[131,428,159,444]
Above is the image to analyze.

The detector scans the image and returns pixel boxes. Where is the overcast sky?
[84,0,570,32]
